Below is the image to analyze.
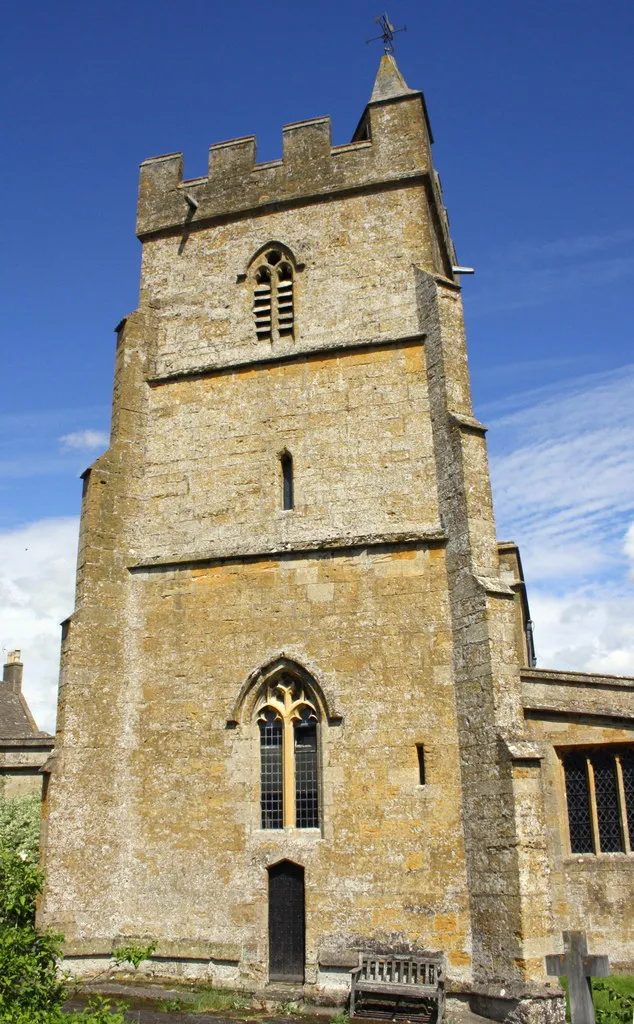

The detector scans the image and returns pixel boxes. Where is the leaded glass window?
[592,754,623,853]
[621,751,634,843]
[256,676,320,830]
[562,748,633,855]
[260,710,283,830]
[295,707,319,829]
[563,755,594,853]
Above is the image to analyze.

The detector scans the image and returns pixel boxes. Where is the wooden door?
[268,861,305,982]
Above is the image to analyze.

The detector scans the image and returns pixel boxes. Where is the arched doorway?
[268,860,305,982]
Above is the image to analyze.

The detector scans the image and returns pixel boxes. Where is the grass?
[157,986,251,1014]
[593,977,634,1024]
[560,976,634,1024]
[329,1013,350,1024]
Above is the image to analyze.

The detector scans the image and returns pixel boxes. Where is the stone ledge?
[474,575,515,598]
[446,979,563,1002]
[147,332,426,386]
[521,667,634,690]
[63,938,241,961]
[129,529,448,573]
[449,411,488,434]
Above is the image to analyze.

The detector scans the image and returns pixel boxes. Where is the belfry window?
[251,247,295,342]
[254,267,272,339]
[562,748,633,855]
[257,677,320,830]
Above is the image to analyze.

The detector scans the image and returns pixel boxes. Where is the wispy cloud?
[0,517,79,733]
[468,227,634,316]
[488,364,634,584]
[58,429,108,452]
[487,364,634,673]
[506,228,634,266]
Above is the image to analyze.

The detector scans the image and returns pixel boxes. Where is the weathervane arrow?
[366,12,407,54]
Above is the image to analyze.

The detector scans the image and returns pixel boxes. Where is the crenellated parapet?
[137,92,440,241]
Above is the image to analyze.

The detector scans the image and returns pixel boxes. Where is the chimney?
[3,650,23,694]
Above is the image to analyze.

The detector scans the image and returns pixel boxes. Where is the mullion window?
[562,748,633,855]
[260,712,283,830]
[563,755,594,853]
[592,754,624,852]
[295,714,319,829]
[258,679,320,831]
[620,752,634,844]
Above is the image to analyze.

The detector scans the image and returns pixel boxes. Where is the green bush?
[0,796,126,1022]
[0,795,41,863]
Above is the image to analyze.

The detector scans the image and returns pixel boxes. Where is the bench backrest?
[359,956,443,986]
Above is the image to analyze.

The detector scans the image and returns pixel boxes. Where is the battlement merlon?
[136,90,449,243]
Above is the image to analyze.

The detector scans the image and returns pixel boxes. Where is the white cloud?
[487,365,634,583]
[486,365,634,676]
[529,583,634,678]
[58,429,108,452]
[0,518,79,733]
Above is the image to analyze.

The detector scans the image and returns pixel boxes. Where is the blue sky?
[1,0,633,729]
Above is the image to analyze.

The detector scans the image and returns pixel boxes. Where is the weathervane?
[366,13,406,55]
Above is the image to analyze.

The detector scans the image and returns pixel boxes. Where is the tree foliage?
[0,795,125,1023]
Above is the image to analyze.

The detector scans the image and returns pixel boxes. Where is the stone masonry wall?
[524,684,634,972]
[39,63,570,1016]
[138,343,438,566]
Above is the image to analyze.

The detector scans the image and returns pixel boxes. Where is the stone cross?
[546,931,610,1024]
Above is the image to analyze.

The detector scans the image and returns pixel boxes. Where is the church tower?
[40,55,562,1019]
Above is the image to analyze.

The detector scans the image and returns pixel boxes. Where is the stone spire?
[370,53,417,103]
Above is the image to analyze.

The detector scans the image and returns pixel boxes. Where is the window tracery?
[257,676,319,830]
[250,247,295,342]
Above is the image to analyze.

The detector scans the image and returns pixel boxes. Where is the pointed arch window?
[257,677,319,830]
[250,247,295,342]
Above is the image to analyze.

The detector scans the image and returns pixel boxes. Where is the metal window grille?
[563,755,594,853]
[621,751,634,843]
[592,754,624,852]
[294,710,319,829]
[260,711,283,829]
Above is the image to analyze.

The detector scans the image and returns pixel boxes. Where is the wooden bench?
[350,954,445,1023]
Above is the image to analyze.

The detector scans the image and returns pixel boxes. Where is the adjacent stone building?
[0,651,54,798]
[39,55,633,1019]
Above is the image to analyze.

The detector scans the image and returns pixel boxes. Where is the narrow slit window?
[282,452,294,510]
[416,744,426,786]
